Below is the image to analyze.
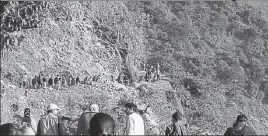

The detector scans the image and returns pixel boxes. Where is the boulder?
[113,82,127,92]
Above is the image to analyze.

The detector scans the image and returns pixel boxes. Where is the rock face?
[1,1,268,135]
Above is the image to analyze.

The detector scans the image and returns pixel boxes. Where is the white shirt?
[126,112,145,135]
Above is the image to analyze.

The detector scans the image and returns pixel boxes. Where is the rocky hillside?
[1,1,268,135]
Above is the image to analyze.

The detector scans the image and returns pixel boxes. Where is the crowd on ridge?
[0,102,257,136]
[17,62,162,92]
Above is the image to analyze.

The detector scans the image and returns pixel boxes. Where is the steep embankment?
[1,1,268,135]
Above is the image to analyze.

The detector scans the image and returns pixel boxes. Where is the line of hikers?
[19,73,102,90]
[0,102,257,136]
[18,62,162,90]
[117,62,162,85]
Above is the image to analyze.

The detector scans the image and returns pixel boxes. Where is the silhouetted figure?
[111,75,114,82]
[165,111,189,136]
[32,76,37,89]
[48,76,53,87]
[68,76,72,86]
[124,74,130,85]
[83,76,88,84]
[71,77,76,86]
[42,77,47,88]
[118,74,124,84]
[89,113,115,136]
[92,75,97,82]
[97,75,101,82]
[37,74,42,89]
[21,108,37,134]
[156,63,161,80]
[20,73,28,88]
[76,103,99,135]
[76,76,80,85]
[57,78,62,90]
[145,69,151,82]
[54,75,59,85]
[224,114,257,136]
[62,76,67,87]
[0,123,23,135]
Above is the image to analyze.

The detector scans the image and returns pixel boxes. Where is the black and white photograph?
[0,1,268,135]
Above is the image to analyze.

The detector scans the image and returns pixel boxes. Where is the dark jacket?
[224,122,257,136]
[165,123,189,136]
[75,112,97,135]
[48,78,53,85]
[37,113,63,135]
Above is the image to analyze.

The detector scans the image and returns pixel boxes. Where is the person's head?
[89,113,115,136]
[0,123,23,135]
[172,111,183,123]
[47,103,62,115]
[236,114,248,123]
[24,108,30,117]
[125,102,137,115]
[89,103,99,113]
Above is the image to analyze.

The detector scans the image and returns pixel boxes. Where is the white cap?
[47,103,62,110]
[89,103,99,112]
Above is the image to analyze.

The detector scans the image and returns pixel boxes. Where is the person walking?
[32,76,37,89]
[76,103,100,135]
[165,111,189,136]
[21,108,38,135]
[36,103,63,135]
[224,114,257,136]
[89,113,115,136]
[124,102,145,135]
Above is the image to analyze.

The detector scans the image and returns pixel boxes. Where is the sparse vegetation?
[1,1,268,135]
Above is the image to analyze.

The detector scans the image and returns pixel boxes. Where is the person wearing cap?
[224,114,257,136]
[76,103,99,135]
[36,103,63,135]
[124,102,145,135]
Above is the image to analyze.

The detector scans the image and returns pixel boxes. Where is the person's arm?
[31,118,38,133]
[127,116,135,135]
[165,125,172,136]
[124,116,130,135]
[75,117,82,135]
[223,128,231,136]
[36,120,41,136]
[58,117,64,136]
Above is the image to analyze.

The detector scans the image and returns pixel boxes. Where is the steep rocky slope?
[1,1,268,135]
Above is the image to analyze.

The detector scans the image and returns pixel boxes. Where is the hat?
[89,103,99,112]
[236,114,248,122]
[47,103,62,110]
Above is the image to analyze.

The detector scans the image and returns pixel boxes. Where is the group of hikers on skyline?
[19,73,100,90]
[0,101,257,136]
[17,62,162,91]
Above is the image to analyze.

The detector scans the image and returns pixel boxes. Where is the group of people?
[0,102,145,136]
[17,62,162,90]
[1,1,49,32]
[143,62,161,82]
[0,101,257,136]
[19,73,102,90]
[116,62,162,85]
